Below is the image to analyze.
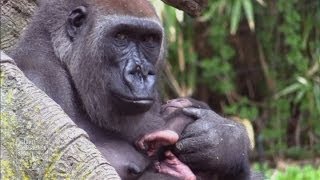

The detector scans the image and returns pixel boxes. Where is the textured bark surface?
[0,51,120,179]
[161,0,208,16]
[0,0,37,51]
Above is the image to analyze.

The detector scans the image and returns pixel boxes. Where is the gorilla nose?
[129,64,155,78]
[124,59,156,96]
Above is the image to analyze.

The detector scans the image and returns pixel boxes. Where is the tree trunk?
[0,0,37,51]
[0,51,120,179]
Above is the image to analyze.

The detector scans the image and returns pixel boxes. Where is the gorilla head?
[39,0,165,129]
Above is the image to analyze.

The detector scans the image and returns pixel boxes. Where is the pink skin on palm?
[136,98,197,180]
[137,130,179,156]
[155,151,196,180]
[137,130,196,180]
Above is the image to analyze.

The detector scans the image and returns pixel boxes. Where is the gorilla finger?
[137,130,180,153]
[161,99,193,113]
[165,150,176,160]
[182,107,209,119]
[160,105,178,115]
[145,130,179,144]
[157,163,181,178]
[171,98,193,107]
[180,120,208,139]
[177,152,208,167]
[151,130,179,145]
[147,149,157,157]
[174,136,207,154]
[136,138,147,150]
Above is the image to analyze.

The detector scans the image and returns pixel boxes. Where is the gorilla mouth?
[117,95,154,105]
[111,92,154,114]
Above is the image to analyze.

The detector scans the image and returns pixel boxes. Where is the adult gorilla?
[9,0,250,179]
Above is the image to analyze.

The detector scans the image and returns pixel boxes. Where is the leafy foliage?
[153,0,320,161]
[255,164,320,180]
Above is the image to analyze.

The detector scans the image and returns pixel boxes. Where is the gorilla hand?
[155,151,196,180]
[137,130,179,156]
[161,0,208,17]
[174,108,250,178]
[136,130,197,180]
[137,97,209,156]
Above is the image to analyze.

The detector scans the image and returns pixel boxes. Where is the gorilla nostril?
[128,66,142,75]
[128,163,142,175]
[148,70,155,76]
[136,65,142,72]
[129,70,135,75]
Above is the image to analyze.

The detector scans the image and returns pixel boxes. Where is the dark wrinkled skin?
[9,0,251,179]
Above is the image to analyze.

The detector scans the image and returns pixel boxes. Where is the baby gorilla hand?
[136,130,196,180]
[136,130,179,156]
[161,98,210,116]
[137,98,199,155]
[161,98,193,115]
[136,98,206,179]
[155,151,196,180]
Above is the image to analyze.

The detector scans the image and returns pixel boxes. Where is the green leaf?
[230,0,242,34]
[242,0,255,31]
[294,89,306,103]
[297,76,309,86]
[275,83,302,98]
[314,84,320,113]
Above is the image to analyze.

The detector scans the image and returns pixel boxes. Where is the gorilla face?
[64,5,164,127]
[105,17,163,114]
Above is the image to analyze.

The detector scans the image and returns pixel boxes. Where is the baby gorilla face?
[136,98,207,179]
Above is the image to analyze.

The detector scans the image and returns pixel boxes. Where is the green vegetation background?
[152,0,320,179]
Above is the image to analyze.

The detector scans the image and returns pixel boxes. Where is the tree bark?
[0,0,37,51]
[0,51,120,179]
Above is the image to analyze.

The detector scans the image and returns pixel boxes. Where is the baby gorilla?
[137,98,210,179]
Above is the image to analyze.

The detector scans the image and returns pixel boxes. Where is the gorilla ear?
[67,6,88,40]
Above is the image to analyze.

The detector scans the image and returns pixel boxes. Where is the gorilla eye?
[142,34,159,48]
[114,32,129,47]
[116,33,127,41]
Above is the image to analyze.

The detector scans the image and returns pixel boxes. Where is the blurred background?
[152,0,320,179]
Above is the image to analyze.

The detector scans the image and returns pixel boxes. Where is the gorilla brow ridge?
[93,15,163,40]
[88,15,166,65]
